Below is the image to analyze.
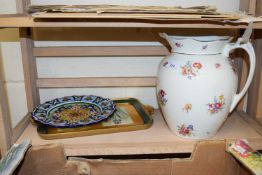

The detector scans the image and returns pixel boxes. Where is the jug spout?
[159,32,232,55]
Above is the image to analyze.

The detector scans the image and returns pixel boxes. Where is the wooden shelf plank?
[0,16,262,29]
[33,46,169,57]
[37,77,157,88]
[16,110,262,156]
[0,16,33,27]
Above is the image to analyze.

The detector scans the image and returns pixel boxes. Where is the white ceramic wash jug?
[157,33,256,139]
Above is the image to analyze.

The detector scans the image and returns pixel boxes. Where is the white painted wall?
[0,39,28,127]
[0,0,16,14]
[0,0,240,127]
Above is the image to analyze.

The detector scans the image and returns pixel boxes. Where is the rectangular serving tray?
[36,98,153,140]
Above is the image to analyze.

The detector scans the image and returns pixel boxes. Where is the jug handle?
[222,39,256,113]
[159,33,173,47]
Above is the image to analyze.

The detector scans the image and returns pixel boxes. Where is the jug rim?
[168,35,231,42]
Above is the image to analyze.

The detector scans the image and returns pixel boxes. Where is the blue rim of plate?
[31,95,116,128]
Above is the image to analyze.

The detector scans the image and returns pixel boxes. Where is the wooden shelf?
[0,15,262,29]
[16,110,262,156]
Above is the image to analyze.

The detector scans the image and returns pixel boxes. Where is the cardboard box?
[14,140,252,175]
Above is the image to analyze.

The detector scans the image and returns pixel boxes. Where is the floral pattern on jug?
[158,89,168,106]
[163,61,169,67]
[215,63,221,69]
[175,42,183,48]
[207,95,226,114]
[183,103,192,113]
[178,124,194,136]
[163,61,176,69]
[202,44,208,50]
[157,33,256,139]
[181,61,202,79]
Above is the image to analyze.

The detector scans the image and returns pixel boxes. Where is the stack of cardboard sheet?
[28,5,219,14]
[28,5,240,20]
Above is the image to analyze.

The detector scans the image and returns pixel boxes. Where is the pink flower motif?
[158,89,168,106]
[208,104,213,108]
[214,103,221,109]
[178,124,194,136]
[207,95,225,114]
[179,126,187,135]
[215,63,221,69]
[159,89,166,97]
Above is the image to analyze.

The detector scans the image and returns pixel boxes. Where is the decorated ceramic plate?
[32,95,116,128]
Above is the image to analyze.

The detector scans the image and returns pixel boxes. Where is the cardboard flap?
[69,157,172,175]
[172,140,239,175]
[17,144,68,175]
[69,140,252,175]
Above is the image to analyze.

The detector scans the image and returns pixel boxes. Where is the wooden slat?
[249,0,258,15]
[0,16,33,28]
[24,21,262,29]
[254,1,262,124]
[256,0,262,16]
[1,16,262,29]
[249,0,257,14]
[16,111,262,156]
[240,0,250,13]
[257,68,262,121]
[229,30,246,112]
[247,39,262,118]
[240,0,261,16]
[16,0,31,15]
[12,113,30,143]
[236,50,249,111]
[33,46,169,57]
[37,77,156,88]
[234,58,244,111]
[240,0,257,14]
[0,44,13,154]
[20,28,40,111]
